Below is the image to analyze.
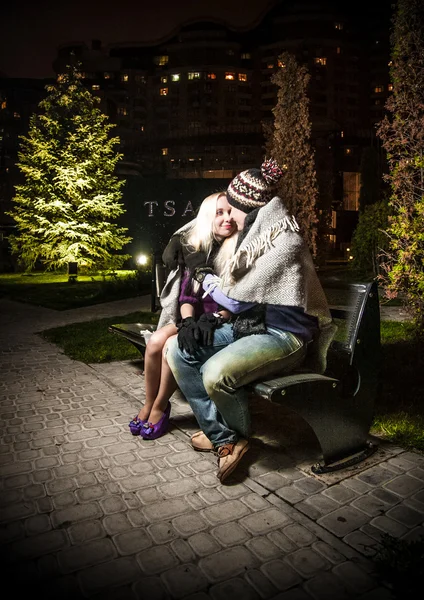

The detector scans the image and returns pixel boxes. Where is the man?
[166,159,333,483]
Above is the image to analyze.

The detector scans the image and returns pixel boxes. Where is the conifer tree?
[265,51,319,255]
[8,63,131,271]
[377,0,424,332]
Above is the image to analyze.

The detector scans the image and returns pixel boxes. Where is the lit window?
[121,74,129,82]
[238,73,247,82]
[241,53,251,59]
[154,55,169,66]
[161,76,168,84]
[267,63,274,69]
[374,86,384,93]
[345,148,352,155]
[334,22,343,30]
[277,60,285,68]
[104,72,112,79]
[207,72,216,80]
[13,112,20,119]
[340,131,344,138]
[1,101,6,110]
[160,88,168,96]
[227,49,235,56]
[162,148,168,156]
[92,84,100,91]
[314,57,327,66]
[188,72,201,80]
[225,72,235,80]
[336,47,341,54]
[140,125,145,132]
[388,83,393,91]
[171,74,180,82]
[118,107,127,116]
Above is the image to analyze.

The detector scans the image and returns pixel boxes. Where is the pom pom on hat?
[227,158,284,214]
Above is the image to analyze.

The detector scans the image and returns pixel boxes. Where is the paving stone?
[356,586,394,600]
[369,488,402,507]
[46,478,77,495]
[51,502,103,527]
[75,472,98,487]
[75,484,108,503]
[68,520,106,545]
[244,569,278,599]
[270,588,313,600]
[209,577,260,600]
[0,488,23,505]
[136,486,164,505]
[185,492,207,511]
[100,495,128,514]
[78,557,141,596]
[359,524,387,544]
[282,524,318,548]
[297,495,339,518]
[260,559,302,591]
[370,515,409,537]
[161,564,208,598]
[197,488,225,505]
[0,520,24,544]
[385,475,423,498]
[202,499,251,525]
[113,528,152,555]
[402,526,424,543]
[211,522,251,547]
[23,483,46,500]
[103,513,133,535]
[58,538,117,573]
[24,514,52,536]
[286,548,330,579]
[312,541,345,565]
[317,506,370,537]
[246,535,283,561]
[387,454,420,471]
[401,451,424,467]
[147,522,179,544]
[188,532,222,557]
[304,571,352,600]
[199,546,258,582]
[322,485,357,504]
[343,531,379,557]
[240,508,291,535]
[357,466,396,487]
[257,472,292,491]
[158,477,201,498]
[267,531,298,553]
[170,513,207,537]
[218,483,250,499]
[52,491,76,509]
[132,576,169,600]
[0,500,36,522]
[143,497,191,523]
[241,493,272,512]
[332,562,376,594]
[293,478,326,495]
[276,486,308,505]
[386,504,423,528]
[171,539,196,564]
[119,473,161,493]
[10,529,69,560]
[351,495,387,517]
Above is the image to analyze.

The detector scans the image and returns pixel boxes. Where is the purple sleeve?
[179,270,200,306]
[202,274,256,314]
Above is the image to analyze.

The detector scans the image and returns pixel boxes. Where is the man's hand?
[177,317,200,354]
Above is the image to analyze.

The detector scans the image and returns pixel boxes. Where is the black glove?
[162,235,185,270]
[197,313,225,346]
[193,266,215,283]
[177,317,200,354]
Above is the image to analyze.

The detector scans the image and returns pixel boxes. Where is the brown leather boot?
[191,431,214,452]
[216,439,249,482]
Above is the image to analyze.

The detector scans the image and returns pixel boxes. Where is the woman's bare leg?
[137,324,177,421]
[146,334,178,424]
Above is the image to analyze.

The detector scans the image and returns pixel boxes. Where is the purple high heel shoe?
[129,416,147,436]
[140,403,171,440]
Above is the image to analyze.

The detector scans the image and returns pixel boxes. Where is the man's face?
[229,205,247,230]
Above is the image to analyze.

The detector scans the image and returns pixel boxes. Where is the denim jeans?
[166,323,306,447]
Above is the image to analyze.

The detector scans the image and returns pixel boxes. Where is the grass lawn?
[40,316,424,451]
[0,271,151,310]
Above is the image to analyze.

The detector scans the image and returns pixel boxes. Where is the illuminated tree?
[8,63,131,271]
[377,0,424,332]
[265,51,319,255]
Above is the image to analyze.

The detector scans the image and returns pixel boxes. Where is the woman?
[129,192,236,440]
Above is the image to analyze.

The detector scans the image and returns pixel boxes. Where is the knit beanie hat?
[227,158,284,213]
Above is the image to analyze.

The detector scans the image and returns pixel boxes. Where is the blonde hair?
[183,192,226,258]
[214,231,239,277]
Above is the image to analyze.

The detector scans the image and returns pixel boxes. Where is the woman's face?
[214,194,235,238]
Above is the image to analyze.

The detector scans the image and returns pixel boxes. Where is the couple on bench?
[129,158,332,483]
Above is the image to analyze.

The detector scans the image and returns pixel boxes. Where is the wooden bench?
[109,257,381,475]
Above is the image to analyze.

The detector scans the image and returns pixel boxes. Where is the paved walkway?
[0,296,422,600]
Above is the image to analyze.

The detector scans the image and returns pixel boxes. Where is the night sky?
[0,0,270,79]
